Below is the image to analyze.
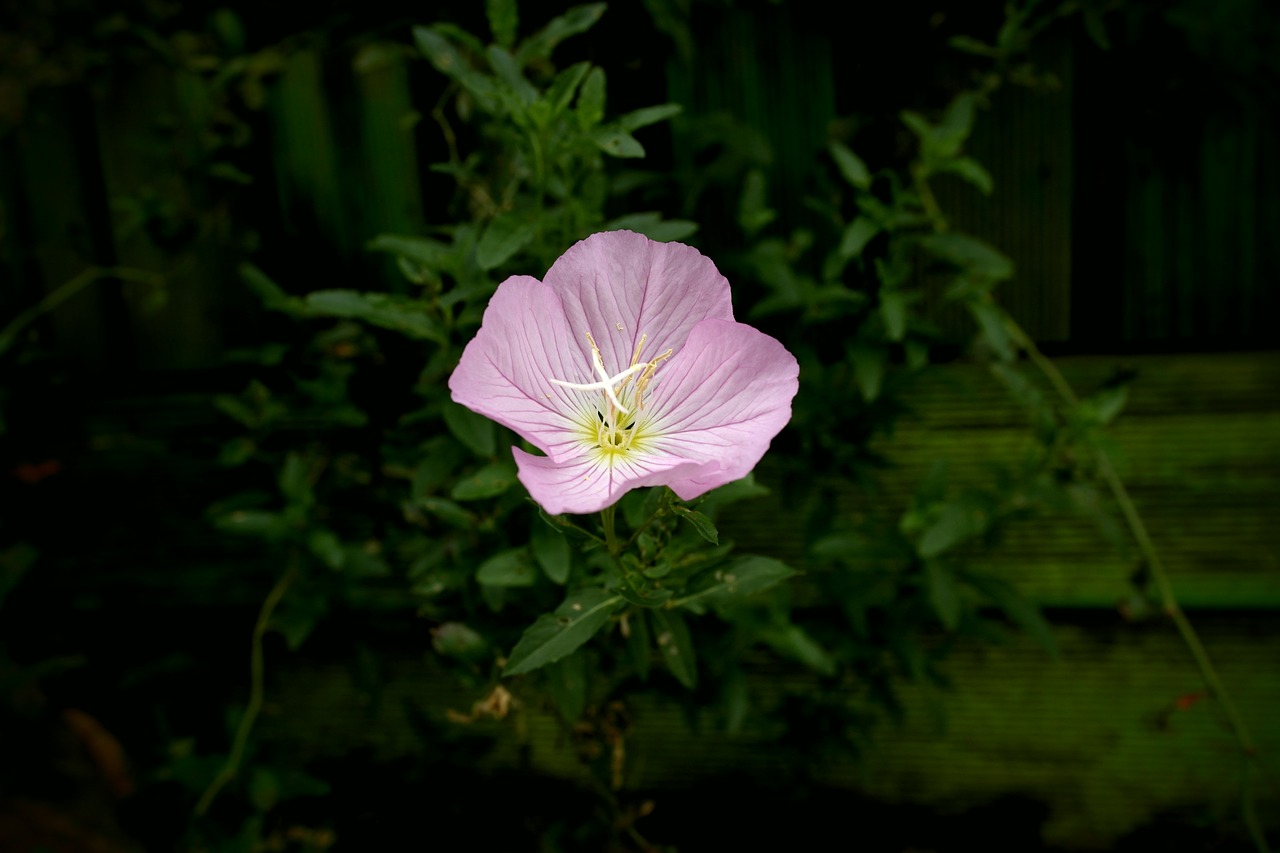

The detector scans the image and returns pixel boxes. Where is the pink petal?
[448,275,588,458]
[643,318,799,501]
[514,446,707,516]
[543,231,734,379]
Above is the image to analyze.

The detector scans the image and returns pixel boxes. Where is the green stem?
[0,266,164,357]
[601,505,619,556]
[911,164,946,230]
[1004,314,1270,852]
[193,562,297,817]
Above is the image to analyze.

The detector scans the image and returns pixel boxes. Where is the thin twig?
[0,266,164,357]
[193,562,297,816]
[1004,315,1270,853]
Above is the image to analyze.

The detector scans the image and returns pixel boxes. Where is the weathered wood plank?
[8,86,111,361]
[722,351,1280,608]
[258,618,1280,848]
[91,64,229,369]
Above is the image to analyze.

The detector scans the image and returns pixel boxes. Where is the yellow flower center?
[550,331,672,460]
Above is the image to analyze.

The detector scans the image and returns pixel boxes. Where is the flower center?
[549,331,672,456]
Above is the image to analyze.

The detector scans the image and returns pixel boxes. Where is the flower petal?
[543,230,734,378]
[448,275,588,458]
[514,446,706,516]
[643,318,799,500]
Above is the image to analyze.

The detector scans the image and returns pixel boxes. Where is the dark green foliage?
[1,1,1276,850]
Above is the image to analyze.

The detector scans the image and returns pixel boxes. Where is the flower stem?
[601,505,620,556]
[194,560,297,817]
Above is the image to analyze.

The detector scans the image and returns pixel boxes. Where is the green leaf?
[738,168,776,237]
[948,34,998,57]
[838,216,879,260]
[214,394,258,428]
[536,506,601,542]
[544,651,588,722]
[239,263,297,311]
[576,67,605,129]
[695,474,769,516]
[906,340,930,370]
[486,45,537,105]
[248,767,282,812]
[367,234,454,270]
[640,219,698,242]
[485,0,519,48]
[901,110,933,143]
[925,559,962,630]
[307,528,345,570]
[278,452,313,509]
[304,290,447,343]
[592,128,645,158]
[617,581,674,608]
[650,608,697,688]
[0,543,38,611]
[504,588,622,676]
[850,343,886,402]
[271,587,328,651]
[915,458,950,506]
[476,547,537,587]
[442,401,496,458]
[516,3,606,65]
[917,502,982,558]
[967,298,1016,362]
[829,141,871,189]
[342,546,390,579]
[627,609,651,680]
[476,214,536,270]
[944,156,994,195]
[918,233,1013,281]
[213,510,288,539]
[1078,385,1129,427]
[880,290,910,341]
[721,668,751,734]
[416,496,476,529]
[670,504,718,545]
[1083,9,1111,51]
[936,92,977,154]
[966,574,1058,658]
[677,556,796,611]
[758,623,837,676]
[602,212,696,242]
[431,622,488,661]
[616,103,681,132]
[544,61,590,117]
[413,27,498,111]
[531,521,572,584]
[451,461,517,501]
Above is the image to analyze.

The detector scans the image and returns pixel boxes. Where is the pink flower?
[449,230,799,515]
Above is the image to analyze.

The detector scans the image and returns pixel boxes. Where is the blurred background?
[1,0,1278,850]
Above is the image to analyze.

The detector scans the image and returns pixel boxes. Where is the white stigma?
[549,352,647,415]
[548,331,673,455]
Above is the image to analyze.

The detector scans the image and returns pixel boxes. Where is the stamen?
[549,362,648,415]
[547,329,673,456]
[633,347,674,411]
[630,333,648,370]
